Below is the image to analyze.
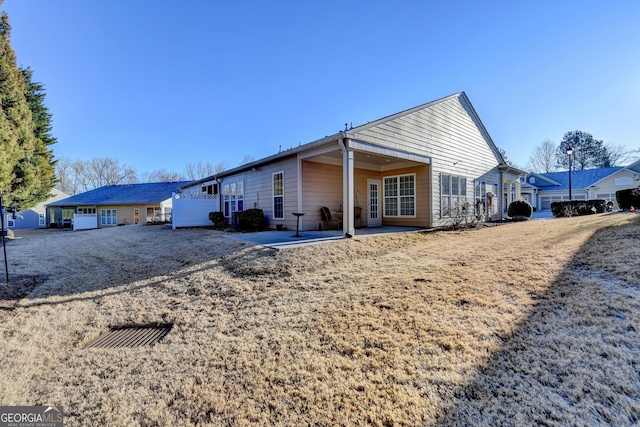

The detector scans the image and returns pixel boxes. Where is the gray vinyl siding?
[221,155,299,230]
[353,94,502,227]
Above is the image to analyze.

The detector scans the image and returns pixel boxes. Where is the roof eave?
[179,133,343,190]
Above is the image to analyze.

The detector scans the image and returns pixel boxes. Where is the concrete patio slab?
[224,226,424,249]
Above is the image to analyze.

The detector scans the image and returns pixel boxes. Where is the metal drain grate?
[86,324,173,349]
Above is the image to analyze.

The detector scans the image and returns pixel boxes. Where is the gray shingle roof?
[47,182,190,207]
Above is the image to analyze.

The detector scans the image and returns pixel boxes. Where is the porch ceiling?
[304,149,426,172]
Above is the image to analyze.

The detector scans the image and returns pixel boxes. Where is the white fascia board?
[297,142,341,160]
[348,139,431,164]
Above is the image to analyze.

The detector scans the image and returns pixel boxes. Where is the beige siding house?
[47,182,189,229]
[177,92,523,234]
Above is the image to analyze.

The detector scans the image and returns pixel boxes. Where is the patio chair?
[354,207,362,229]
[320,206,339,230]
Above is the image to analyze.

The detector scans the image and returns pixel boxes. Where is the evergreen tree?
[0,2,56,209]
[555,131,606,170]
[21,67,56,204]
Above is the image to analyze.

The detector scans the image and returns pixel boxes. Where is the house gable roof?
[47,182,190,207]
[181,92,506,190]
[349,92,507,165]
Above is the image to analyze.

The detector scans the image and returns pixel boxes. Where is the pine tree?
[21,67,57,204]
[0,1,56,209]
[555,131,606,171]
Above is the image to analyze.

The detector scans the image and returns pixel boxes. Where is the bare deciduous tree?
[185,161,226,180]
[145,168,186,182]
[54,156,138,193]
[85,157,138,188]
[214,161,229,174]
[602,143,636,167]
[526,139,557,173]
[240,155,255,165]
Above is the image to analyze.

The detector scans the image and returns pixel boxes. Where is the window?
[384,173,416,217]
[475,180,487,216]
[101,209,117,225]
[77,207,96,214]
[223,180,244,218]
[39,213,45,226]
[7,219,14,227]
[273,172,284,219]
[441,174,467,216]
[201,183,218,195]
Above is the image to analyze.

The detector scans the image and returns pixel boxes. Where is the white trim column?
[342,140,355,236]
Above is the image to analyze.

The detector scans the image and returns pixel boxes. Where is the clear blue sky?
[4,0,640,175]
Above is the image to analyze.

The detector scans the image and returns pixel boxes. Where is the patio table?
[292,212,305,237]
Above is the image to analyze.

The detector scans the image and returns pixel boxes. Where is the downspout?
[499,168,504,220]
[215,177,223,215]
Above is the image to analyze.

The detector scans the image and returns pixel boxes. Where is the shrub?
[550,200,607,217]
[508,200,532,219]
[208,211,226,229]
[616,188,640,210]
[238,209,265,232]
[437,201,480,230]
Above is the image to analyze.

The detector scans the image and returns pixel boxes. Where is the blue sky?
[4,1,640,176]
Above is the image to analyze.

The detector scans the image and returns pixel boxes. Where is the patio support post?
[341,138,356,236]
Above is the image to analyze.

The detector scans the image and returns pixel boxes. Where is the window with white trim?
[273,172,284,220]
[77,207,96,214]
[223,180,244,218]
[441,174,467,217]
[101,209,117,225]
[384,173,416,217]
[475,180,487,216]
[39,213,45,226]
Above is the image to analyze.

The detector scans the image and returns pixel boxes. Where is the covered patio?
[297,137,432,236]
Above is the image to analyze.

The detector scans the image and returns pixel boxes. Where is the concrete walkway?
[224,226,424,249]
[531,211,554,219]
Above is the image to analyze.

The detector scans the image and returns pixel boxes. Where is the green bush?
[616,188,640,210]
[507,200,533,218]
[550,200,607,217]
[238,209,265,232]
[208,211,226,229]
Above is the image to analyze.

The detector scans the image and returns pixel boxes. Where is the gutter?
[179,132,344,191]
[498,164,526,176]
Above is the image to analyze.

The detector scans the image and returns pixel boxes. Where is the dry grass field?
[0,213,639,426]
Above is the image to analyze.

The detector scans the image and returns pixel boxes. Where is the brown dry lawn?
[0,213,639,426]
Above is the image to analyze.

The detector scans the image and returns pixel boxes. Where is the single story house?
[46,181,189,230]
[522,159,640,211]
[173,92,525,234]
[5,188,69,229]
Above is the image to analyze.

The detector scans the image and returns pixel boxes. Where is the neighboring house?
[174,92,525,234]
[6,188,69,229]
[522,159,640,211]
[46,181,190,230]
